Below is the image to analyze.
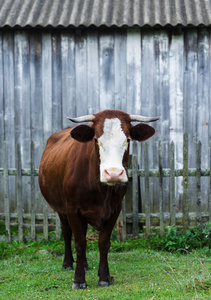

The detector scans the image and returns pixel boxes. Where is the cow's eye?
[127,138,131,143]
[94,138,98,143]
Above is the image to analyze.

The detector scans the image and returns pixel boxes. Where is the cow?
[39,109,160,289]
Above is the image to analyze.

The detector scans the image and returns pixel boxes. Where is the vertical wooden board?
[75,29,88,116]
[132,141,139,237]
[30,141,36,240]
[61,31,76,128]
[126,28,141,114]
[183,133,189,231]
[144,142,150,236]
[154,31,170,212]
[154,31,169,151]
[52,33,62,133]
[209,142,211,222]
[30,32,44,213]
[114,29,126,111]
[158,141,164,235]
[183,29,198,212]
[42,32,52,143]
[140,30,155,212]
[30,33,43,168]
[42,33,53,215]
[16,143,23,241]
[0,32,4,210]
[196,141,202,222]
[197,28,209,211]
[99,30,115,110]
[3,31,16,211]
[169,32,184,210]
[14,31,31,212]
[87,29,100,114]
[3,142,11,242]
[170,141,176,225]
[183,29,198,159]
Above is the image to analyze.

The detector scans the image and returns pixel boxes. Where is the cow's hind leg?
[59,213,74,270]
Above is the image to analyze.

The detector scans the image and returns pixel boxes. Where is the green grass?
[0,240,211,299]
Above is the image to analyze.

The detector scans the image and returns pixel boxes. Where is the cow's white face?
[98,118,129,185]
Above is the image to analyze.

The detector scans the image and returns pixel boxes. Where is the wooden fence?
[0,132,211,242]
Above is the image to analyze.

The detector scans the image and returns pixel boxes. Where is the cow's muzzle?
[102,167,127,184]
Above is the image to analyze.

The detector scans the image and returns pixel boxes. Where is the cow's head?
[67,110,160,185]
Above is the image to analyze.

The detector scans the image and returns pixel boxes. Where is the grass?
[0,239,211,299]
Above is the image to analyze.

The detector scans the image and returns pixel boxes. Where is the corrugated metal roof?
[0,0,210,28]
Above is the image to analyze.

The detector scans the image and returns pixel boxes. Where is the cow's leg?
[82,222,90,271]
[98,206,121,287]
[67,214,88,289]
[59,213,74,270]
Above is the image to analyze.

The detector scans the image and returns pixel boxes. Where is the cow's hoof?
[72,282,87,289]
[99,281,110,287]
[62,266,74,271]
[99,276,114,287]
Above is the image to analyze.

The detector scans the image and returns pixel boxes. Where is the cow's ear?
[71,125,95,143]
[130,124,155,142]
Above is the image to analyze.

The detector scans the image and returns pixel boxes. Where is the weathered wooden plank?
[87,29,100,113]
[75,29,88,116]
[16,143,23,242]
[0,32,4,211]
[52,32,62,133]
[170,141,176,225]
[99,30,115,110]
[55,213,61,241]
[61,31,76,127]
[158,141,164,235]
[43,199,49,241]
[209,142,211,222]
[122,196,126,240]
[3,142,11,242]
[29,32,44,213]
[197,29,210,210]
[196,141,202,222]
[3,31,16,210]
[132,141,139,237]
[154,31,169,213]
[14,31,31,213]
[1,211,210,229]
[169,32,184,210]
[126,28,141,114]
[117,210,124,242]
[114,29,126,110]
[144,142,150,236]
[30,141,36,241]
[125,212,210,226]
[183,133,189,232]
[140,30,155,212]
[42,32,52,143]
[183,29,198,211]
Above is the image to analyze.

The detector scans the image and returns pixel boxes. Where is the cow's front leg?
[68,214,88,289]
[98,207,121,287]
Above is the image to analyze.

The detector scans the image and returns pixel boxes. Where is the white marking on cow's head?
[98,118,129,185]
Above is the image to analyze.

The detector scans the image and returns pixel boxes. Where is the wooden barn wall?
[0,27,210,215]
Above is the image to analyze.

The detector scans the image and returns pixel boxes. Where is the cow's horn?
[130,115,161,123]
[66,115,95,123]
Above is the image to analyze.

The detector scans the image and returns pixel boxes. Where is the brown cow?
[39,109,160,289]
